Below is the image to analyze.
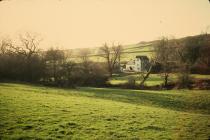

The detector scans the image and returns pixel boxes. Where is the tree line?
[0,33,123,87]
[0,32,210,88]
[146,33,210,88]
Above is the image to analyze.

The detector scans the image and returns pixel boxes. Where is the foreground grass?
[0,83,210,140]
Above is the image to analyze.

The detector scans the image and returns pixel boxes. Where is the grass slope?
[71,34,210,62]
[71,43,154,62]
[0,83,210,140]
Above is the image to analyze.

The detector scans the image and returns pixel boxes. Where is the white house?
[125,60,135,71]
[125,56,149,72]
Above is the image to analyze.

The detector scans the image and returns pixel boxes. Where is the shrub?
[67,62,109,87]
[176,72,193,89]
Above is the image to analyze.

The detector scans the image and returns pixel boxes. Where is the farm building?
[125,55,150,72]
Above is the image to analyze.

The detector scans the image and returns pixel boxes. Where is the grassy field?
[109,73,210,86]
[71,43,154,62]
[0,83,210,139]
[109,73,170,86]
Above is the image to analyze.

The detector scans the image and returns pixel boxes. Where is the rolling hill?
[69,34,210,63]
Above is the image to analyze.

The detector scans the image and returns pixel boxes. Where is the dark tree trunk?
[164,74,168,87]
[139,64,153,87]
[109,69,113,77]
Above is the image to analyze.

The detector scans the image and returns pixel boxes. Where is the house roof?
[136,55,149,60]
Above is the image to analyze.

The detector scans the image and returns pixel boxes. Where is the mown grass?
[0,83,210,140]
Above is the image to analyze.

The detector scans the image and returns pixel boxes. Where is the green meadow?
[0,83,210,140]
[71,43,154,62]
[109,73,210,86]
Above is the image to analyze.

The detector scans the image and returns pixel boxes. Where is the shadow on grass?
[1,83,209,114]
[76,87,210,114]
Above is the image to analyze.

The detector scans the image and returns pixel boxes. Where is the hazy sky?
[0,0,210,49]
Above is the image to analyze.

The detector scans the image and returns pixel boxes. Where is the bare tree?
[199,36,210,69]
[45,47,65,82]
[17,32,42,58]
[100,43,123,77]
[79,48,91,62]
[0,34,45,81]
[138,59,154,87]
[79,48,92,74]
[175,34,210,88]
[0,38,12,54]
[61,51,75,86]
[16,33,43,81]
[154,37,176,87]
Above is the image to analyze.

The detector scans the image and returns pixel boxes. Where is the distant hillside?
[69,34,210,62]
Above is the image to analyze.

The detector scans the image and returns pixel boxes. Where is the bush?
[190,64,210,74]
[67,62,109,87]
[176,72,193,89]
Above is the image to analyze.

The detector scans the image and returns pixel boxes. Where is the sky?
[0,0,210,49]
